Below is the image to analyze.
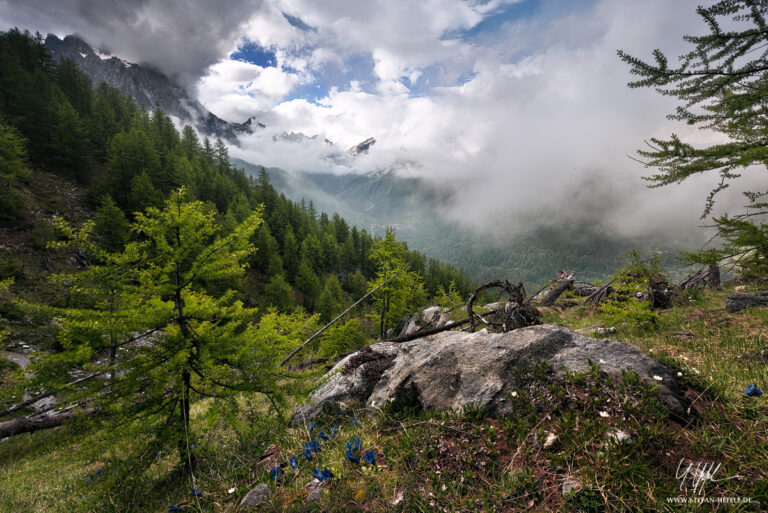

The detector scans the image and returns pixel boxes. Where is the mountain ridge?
[44,34,260,142]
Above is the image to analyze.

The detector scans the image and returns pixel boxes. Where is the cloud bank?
[1,0,753,245]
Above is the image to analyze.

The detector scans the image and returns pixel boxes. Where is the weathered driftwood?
[726,292,768,313]
[678,263,721,291]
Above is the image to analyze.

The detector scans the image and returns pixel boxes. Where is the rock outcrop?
[291,324,689,424]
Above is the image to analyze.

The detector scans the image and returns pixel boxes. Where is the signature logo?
[676,459,742,495]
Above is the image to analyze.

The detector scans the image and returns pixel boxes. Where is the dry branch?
[280,266,407,366]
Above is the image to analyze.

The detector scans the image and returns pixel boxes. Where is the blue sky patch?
[231,40,277,67]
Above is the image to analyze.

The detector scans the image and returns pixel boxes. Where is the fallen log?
[387,317,472,343]
[726,292,768,313]
[0,408,94,439]
[0,371,101,419]
[540,275,574,306]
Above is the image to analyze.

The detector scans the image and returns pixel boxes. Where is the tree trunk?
[726,292,768,313]
[708,263,721,289]
[0,409,94,438]
[540,278,574,306]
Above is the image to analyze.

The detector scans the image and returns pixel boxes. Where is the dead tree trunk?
[708,263,721,289]
[0,408,94,438]
[540,275,574,306]
[677,263,721,290]
[726,292,768,313]
[467,280,539,332]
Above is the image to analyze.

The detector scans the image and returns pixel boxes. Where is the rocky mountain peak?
[44,34,261,142]
[347,137,376,156]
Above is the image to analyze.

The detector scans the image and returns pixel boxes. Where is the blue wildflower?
[95,470,104,476]
[191,443,198,449]
[270,466,282,481]
[312,467,334,482]
[363,450,376,465]
[339,409,345,417]
[190,488,203,497]
[330,427,338,438]
[318,432,330,441]
[303,447,313,462]
[346,440,361,464]
[306,440,321,453]
[745,384,764,397]
[168,505,183,513]
[309,422,316,433]
[289,457,298,470]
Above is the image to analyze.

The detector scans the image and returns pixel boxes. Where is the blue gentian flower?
[289,457,298,470]
[745,384,764,397]
[318,432,330,441]
[363,450,376,465]
[312,467,333,481]
[309,422,316,433]
[190,488,203,497]
[346,440,360,464]
[270,466,282,481]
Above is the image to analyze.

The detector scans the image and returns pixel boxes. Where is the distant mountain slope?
[233,158,688,286]
[44,34,260,141]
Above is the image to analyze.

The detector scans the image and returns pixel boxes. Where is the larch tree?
[619,0,768,275]
[29,188,310,475]
[369,227,426,339]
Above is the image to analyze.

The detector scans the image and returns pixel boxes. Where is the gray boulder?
[291,324,689,424]
[239,483,270,508]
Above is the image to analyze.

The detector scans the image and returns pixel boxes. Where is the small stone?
[239,484,270,508]
[543,432,557,449]
[561,476,581,496]
[607,428,631,444]
[307,487,324,502]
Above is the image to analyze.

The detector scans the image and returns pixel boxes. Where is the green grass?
[2,284,768,511]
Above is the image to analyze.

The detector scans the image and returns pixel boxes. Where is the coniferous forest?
[3,2,768,511]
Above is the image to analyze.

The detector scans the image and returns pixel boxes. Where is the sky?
[0,0,751,243]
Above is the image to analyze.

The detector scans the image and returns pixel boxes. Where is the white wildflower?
[653,375,663,381]
[677,372,683,377]
[511,391,518,397]
[599,359,606,365]
[599,411,609,418]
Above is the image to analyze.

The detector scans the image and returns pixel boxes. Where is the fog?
[2,0,759,249]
